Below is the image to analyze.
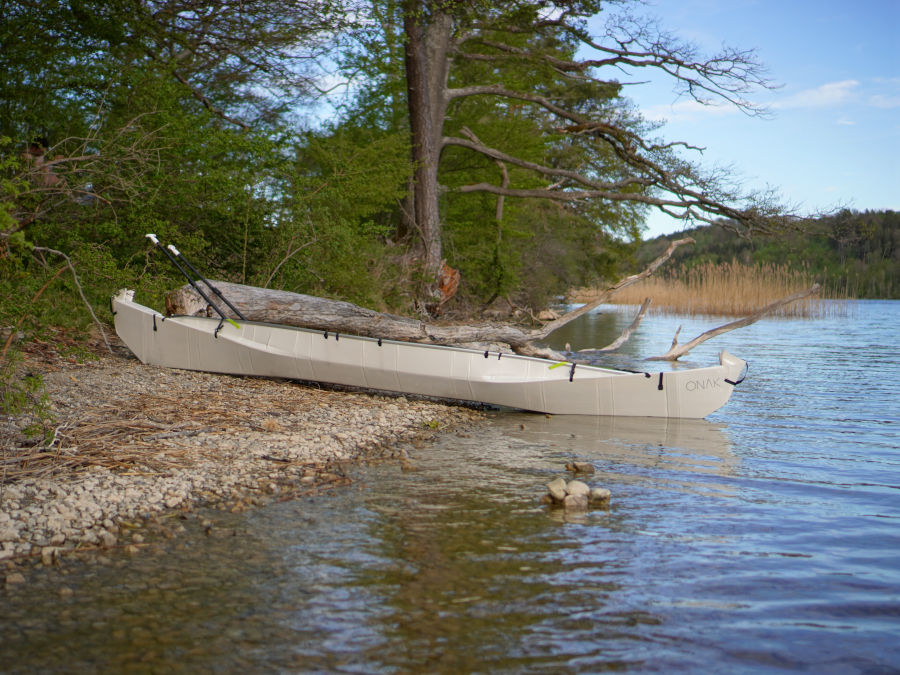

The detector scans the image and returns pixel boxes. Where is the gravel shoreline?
[1,346,482,569]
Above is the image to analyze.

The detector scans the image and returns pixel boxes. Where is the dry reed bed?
[572,261,851,317]
[3,385,314,483]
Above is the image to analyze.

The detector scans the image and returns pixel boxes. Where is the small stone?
[565,480,591,498]
[547,478,567,501]
[5,572,25,585]
[59,586,74,598]
[41,547,60,566]
[590,487,612,504]
[99,530,117,548]
[563,494,589,510]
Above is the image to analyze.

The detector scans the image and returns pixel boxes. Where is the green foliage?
[1,349,54,444]
[256,127,412,307]
[334,0,647,308]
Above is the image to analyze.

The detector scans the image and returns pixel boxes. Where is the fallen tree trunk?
[167,279,545,347]
[165,238,695,356]
[164,237,819,365]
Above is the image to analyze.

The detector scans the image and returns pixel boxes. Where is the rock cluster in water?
[543,462,611,510]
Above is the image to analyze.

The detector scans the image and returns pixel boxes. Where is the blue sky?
[588,0,900,238]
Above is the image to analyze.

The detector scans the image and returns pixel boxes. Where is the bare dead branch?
[647,284,822,361]
[535,237,694,339]
[580,297,651,353]
[31,247,113,354]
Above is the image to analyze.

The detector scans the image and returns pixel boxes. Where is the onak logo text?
[685,378,722,392]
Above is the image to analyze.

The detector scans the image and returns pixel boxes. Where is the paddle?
[165,244,247,321]
[145,234,240,330]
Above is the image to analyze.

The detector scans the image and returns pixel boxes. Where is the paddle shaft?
[166,244,246,320]
[145,234,235,325]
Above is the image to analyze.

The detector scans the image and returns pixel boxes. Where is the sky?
[587,0,900,238]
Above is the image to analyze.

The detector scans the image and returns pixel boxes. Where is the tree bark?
[403,1,446,291]
[165,238,695,355]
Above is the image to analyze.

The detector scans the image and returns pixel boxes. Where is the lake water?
[2,301,898,672]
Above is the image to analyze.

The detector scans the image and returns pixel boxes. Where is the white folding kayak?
[112,289,746,418]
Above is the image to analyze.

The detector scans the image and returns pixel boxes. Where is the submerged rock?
[590,487,611,505]
[563,493,589,511]
[565,462,595,474]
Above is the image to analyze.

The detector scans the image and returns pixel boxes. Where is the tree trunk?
[166,279,538,347]
[403,1,443,291]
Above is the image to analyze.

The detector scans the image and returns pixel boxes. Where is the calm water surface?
[2,301,898,672]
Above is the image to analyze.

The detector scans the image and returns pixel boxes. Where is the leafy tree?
[337,0,799,308]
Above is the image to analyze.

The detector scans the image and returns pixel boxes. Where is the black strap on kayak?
[569,363,576,381]
[145,234,239,334]
[725,362,749,386]
[658,372,664,391]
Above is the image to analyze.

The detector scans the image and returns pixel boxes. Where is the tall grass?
[571,261,852,317]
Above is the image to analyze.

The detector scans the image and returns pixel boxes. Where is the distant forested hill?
[636,210,899,299]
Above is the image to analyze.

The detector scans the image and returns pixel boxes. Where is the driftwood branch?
[537,237,693,337]
[33,248,113,354]
[647,284,822,361]
[580,298,652,353]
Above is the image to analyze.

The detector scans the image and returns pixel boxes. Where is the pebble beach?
[1,344,482,571]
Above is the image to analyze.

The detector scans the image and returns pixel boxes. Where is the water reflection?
[497,412,738,496]
[292,411,741,672]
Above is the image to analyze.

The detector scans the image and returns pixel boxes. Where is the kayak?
[112,289,746,418]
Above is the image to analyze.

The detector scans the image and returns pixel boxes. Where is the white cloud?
[640,98,736,123]
[773,80,860,109]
